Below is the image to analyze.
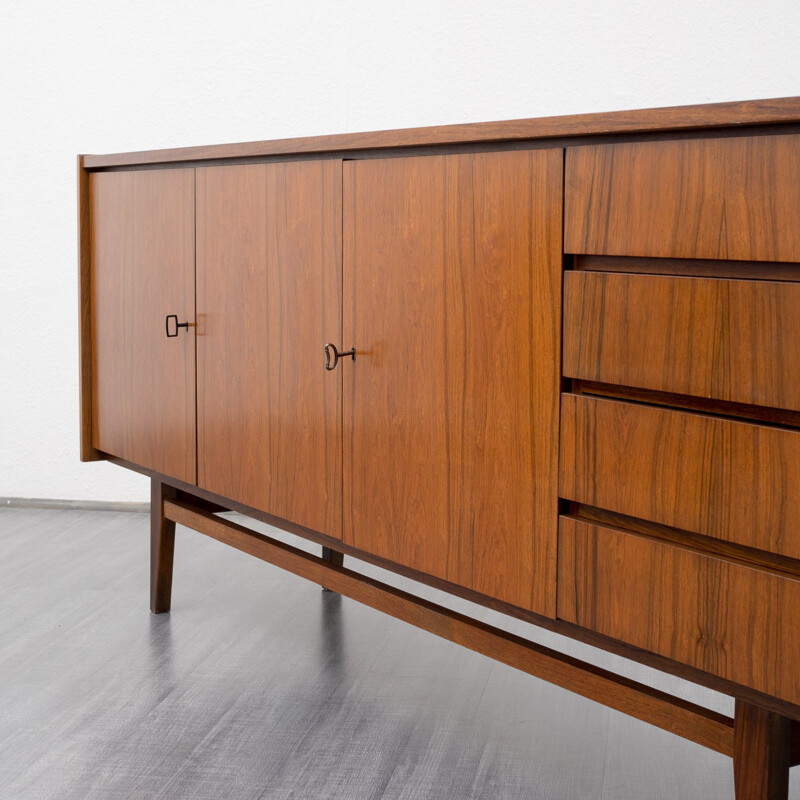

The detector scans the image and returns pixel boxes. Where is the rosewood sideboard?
[79,96,800,798]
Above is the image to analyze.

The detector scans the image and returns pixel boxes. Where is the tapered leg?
[733,699,791,800]
[321,546,344,592]
[150,479,176,613]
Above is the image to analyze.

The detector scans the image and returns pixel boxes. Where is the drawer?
[559,393,800,559]
[558,516,800,705]
[565,135,800,262]
[563,271,800,412]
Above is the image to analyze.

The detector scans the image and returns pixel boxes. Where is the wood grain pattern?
[559,393,800,559]
[733,700,791,799]
[196,165,267,506]
[574,254,800,283]
[91,169,196,483]
[571,504,800,583]
[343,155,448,588]
[343,150,562,615]
[558,516,800,706]
[570,380,800,430]
[78,155,101,462]
[164,498,735,756]
[196,161,342,537]
[565,135,800,262]
[81,95,800,168]
[150,479,176,613]
[563,272,800,412]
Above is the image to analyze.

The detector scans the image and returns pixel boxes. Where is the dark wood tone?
[150,479,177,613]
[564,272,800,412]
[570,504,800,582]
[321,546,344,592]
[163,497,735,757]
[178,496,229,515]
[81,96,800,169]
[343,150,562,615]
[105,453,800,723]
[78,156,101,461]
[574,254,800,283]
[196,161,342,537]
[566,135,800,262]
[571,380,800,430]
[321,547,344,567]
[558,516,800,705]
[90,169,196,483]
[792,720,800,766]
[733,700,791,799]
[559,393,800,559]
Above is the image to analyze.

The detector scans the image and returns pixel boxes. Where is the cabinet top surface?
[81,96,800,170]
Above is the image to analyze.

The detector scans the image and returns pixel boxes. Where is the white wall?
[2,0,798,503]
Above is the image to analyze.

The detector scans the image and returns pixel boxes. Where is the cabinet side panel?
[196,165,269,507]
[79,156,102,461]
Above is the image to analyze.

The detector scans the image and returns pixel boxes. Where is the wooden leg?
[792,720,800,767]
[733,699,791,800]
[150,479,176,614]
[321,546,344,592]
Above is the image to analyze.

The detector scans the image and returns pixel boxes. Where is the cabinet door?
[196,161,342,537]
[91,169,196,483]
[343,151,562,615]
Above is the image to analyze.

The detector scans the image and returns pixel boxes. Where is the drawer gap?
[571,380,800,431]
[572,254,800,282]
[567,504,800,581]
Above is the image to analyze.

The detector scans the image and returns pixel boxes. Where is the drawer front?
[558,517,800,705]
[565,135,800,262]
[563,271,800,412]
[559,393,800,558]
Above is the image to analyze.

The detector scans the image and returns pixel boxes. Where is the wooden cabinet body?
[80,97,800,799]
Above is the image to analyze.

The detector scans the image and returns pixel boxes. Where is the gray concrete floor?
[1,507,797,799]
